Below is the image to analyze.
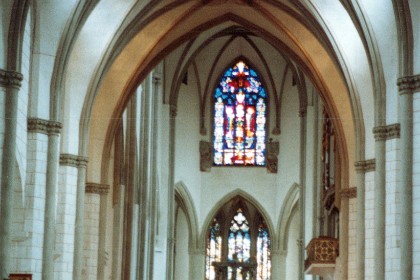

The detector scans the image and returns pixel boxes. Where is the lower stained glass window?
[214,61,267,166]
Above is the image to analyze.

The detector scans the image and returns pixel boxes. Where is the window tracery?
[213,61,267,166]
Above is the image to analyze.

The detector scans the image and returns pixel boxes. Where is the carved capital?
[28,118,63,135]
[373,126,388,141]
[354,159,375,173]
[397,74,420,94]
[386,123,400,140]
[373,123,400,141]
[47,121,62,135]
[28,118,49,134]
[0,69,23,88]
[200,141,213,172]
[341,187,357,199]
[60,154,88,168]
[85,182,110,195]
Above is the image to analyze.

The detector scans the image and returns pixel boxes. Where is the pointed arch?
[175,181,199,251]
[200,188,276,250]
[276,183,300,252]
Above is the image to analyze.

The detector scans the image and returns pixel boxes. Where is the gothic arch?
[174,181,199,251]
[276,183,300,253]
[200,188,276,251]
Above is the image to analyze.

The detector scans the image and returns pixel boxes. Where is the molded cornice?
[85,183,110,195]
[28,118,63,135]
[354,159,375,173]
[0,69,23,88]
[373,123,400,141]
[397,74,420,94]
[341,187,357,199]
[59,154,88,168]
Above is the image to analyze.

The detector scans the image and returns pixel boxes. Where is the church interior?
[0,0,419,279]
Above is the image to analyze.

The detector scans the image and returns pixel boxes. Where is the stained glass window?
[227,208,251,279]
[257,222,271,280]
[214,61,267,166]
[206,218,222,280]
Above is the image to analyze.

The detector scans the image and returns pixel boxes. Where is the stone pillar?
[397,75,418,279]
[83,183,109,279]
[298,109,306,280]
[54,154,86,279]
[0,69,23,279]
[166,104,177,280]
[372,126,387,280]
[42,121,62,280]
[354,159,375,280]
[71,155,88,280]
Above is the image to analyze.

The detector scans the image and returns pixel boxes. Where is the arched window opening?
[205,198,271,280]
[213,61,267,166]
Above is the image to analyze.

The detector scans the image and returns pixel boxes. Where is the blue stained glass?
[213,61,267,166]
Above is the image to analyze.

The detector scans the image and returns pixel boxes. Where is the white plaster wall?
[312,0,375,159]
[410,0,420,74]
[82,194,100,279]
[385,138,401,279]
[285,210,299,280]
[54,166,78,279]
[348,198,357,280]
[359,0,399,124]
[175,208,190,280]
[413,91,420,278]
[62,0,135,155]
[364,171,375,279]
[174,80,202,221]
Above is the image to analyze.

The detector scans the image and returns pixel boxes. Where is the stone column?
[42,121,62,280]
[354,159,375,280]
[83,183,109,279]
[72,156,88,280]
[0,69,23,279]
[166,104,177,280]
[397,75,418,279]
[372,126,387,280]
[298,109,306,280]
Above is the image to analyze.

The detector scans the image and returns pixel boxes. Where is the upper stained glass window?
[213,61,267,166]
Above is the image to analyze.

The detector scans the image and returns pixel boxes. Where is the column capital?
[397,74,420,94]
[28,118,63,135]
[373,123,400,141]
[59,154,88,168]
[85,182,110,195]
[373,126,388,141]
[354,159,376,173]
[0,69,23,88]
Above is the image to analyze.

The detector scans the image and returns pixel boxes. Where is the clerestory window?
[213,61,267,166]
